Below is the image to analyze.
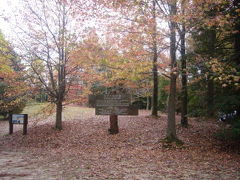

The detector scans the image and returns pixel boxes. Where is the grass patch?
[21,102,49,116]
[62,106,94,121]
[0,102,49,121]
[216,127,240,141]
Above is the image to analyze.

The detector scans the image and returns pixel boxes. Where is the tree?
[177,0,188,127]
[94,0,169,116]
[174,0,240,122]
[151,0,159,116]
[165,0,178,141]
[12,0,89,129]
[0,31,27,118]
[186,0,239,117]
[96,0,180,139]
[71,30,153,97]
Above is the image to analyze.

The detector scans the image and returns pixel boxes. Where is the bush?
[0,96,27,119]
[216,118,240,141]
[188,91,206,117]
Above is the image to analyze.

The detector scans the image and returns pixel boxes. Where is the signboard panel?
[96,94,130,107]
[9,114,28,135]
[96,105,138,115]
[89,94,138,115]
[12,114,25,124]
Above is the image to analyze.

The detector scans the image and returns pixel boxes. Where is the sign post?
[9,114,28,135]
[89,94,138,134]
[109,114,119,134]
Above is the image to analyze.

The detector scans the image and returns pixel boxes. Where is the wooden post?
[109,114,119,134]
[9,115,13,135]
[23,114,28,135]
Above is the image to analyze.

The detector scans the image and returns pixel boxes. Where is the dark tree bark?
[166,0,178,141]
[56,101,63,130]
[207,77,214,117]
[179,16,188,127]
[232,0,240,114]
[233,0,240,64]
[167,74,177,140]
[146,96,150,110]
[206,29,216,117]
[54,3,67,130]
[151,0,159,117]
[109,115,119,134]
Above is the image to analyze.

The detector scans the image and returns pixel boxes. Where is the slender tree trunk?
[167,74,177,140]
[146,96,149,110]
[55,101,63,130]
[166,0,178,141]
[207,77,214,117]
[146,96,151,110]
[54,3,66,130]
[152,58,158,116]
[233,0,240,115]
[180,24,188,127]
[233,0,240,64]
[206,29,216,117]
[151,0,158,117]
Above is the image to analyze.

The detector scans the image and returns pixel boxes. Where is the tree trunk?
[233,0,240,64]
[167,74,177,140]
[151,0,158,117]
[55,3,66,131]
[180,22,188,127]
[152,62,158,116]
[207,78,214,117]
[109,115,119,134]
[55,101,63,130]
[166,0,178,141]
[233,0,240,115]
[206,29,216,117]
[146,96,151,110]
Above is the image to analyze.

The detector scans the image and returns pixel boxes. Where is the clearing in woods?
[0,105,239,180]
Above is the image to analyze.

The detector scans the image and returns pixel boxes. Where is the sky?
[0,0,112,58]
[0,0,169,55]
[0,0,22,40]
[0,0,107,42]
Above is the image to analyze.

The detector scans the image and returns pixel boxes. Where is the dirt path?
[0,121,58,179]
[0,108,240,179]
[0,121,60,179]
[0,150,61,180]
[0,121,10,137]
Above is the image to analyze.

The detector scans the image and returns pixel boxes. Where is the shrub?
[216,118,240,141]
[0,96,27,119]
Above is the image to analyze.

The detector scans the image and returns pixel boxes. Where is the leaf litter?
[0,107,239,179]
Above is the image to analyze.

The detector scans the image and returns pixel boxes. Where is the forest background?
[0,0,239,143]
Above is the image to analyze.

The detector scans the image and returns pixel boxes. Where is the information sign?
[89,94,138,115]
[89,94,139,134]
[12,114,25,124]
[9,114,28,135]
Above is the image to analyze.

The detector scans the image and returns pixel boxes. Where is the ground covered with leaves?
[0,106,239,179]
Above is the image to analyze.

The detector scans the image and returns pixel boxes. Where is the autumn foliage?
[0,32,28,118]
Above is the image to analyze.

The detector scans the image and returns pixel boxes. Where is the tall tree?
[0,31,27,118]
[178,0,188,127]
[71,30,153,97]
[13,0,88,129]
[166,0,178,141]
[151,0,159,117]
[185,0,240,118]
[94,0,168,116]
